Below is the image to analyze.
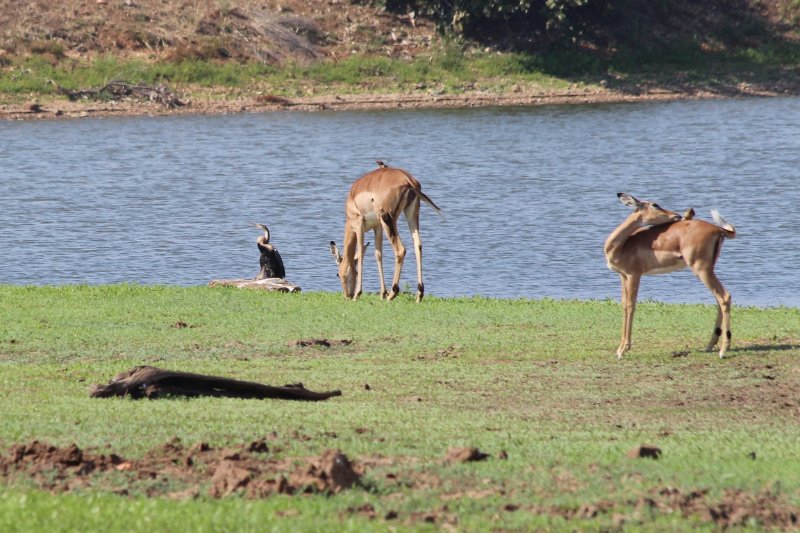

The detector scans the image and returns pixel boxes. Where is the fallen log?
[90,366,341,401]
[209,277,301,292]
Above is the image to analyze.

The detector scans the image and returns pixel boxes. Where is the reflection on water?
[1,97,799,307]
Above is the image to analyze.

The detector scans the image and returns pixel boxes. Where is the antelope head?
[617,193,683,226]
[329,240,368,299]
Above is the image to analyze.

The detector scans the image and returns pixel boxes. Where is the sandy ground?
[2,84,794,121]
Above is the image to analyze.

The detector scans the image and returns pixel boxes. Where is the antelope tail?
[418,190,441,213]
[711,209,736,238]
[397,168,441,213]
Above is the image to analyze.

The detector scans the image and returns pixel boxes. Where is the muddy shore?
[2,84,794,121]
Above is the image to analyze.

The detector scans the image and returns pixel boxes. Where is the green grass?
[4,36,798,104]
[1,284,799,531]
[0,49,574,99]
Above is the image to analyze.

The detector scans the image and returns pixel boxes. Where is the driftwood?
[209,277,301,292]
[90,366,341,401]
[55,80,185,108]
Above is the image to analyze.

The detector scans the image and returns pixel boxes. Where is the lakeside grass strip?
[4,41,799,101]
[0,285,799,530]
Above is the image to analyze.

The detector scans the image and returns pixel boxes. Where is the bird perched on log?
[251,223,285,279]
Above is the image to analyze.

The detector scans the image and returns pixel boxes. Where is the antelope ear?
[617,193,642,210]
[329,241,342,264]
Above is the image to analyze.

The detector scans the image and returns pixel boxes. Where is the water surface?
[2,97,799,307]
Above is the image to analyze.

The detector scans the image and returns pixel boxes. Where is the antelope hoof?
[387,283,400,301]
[387,291,398,301]
[380,290,389,300]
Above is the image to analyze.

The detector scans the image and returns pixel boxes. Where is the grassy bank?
[0,47,568,96]
[1,284,799,530]
[3,39,800,107]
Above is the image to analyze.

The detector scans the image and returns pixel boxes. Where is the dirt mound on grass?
[536,487,800,530]
[3,440,798,529]
[643,487,799,530]
[0,438,362,499]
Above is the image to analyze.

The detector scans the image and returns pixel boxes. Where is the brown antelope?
[330,162,441,302]
[605,193,736,359]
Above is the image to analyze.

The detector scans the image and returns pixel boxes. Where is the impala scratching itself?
[605,193,736,359]
[331,162,441,302]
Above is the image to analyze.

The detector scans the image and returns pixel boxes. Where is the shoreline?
[0,284,794,309]
[2,84,795,121]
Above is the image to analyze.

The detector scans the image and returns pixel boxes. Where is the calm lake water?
[1,97,799,307]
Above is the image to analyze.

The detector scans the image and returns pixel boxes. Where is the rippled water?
[2,97,799,307]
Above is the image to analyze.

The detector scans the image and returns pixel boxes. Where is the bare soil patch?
[0,438,362,499]
[2,439,798,529]
[289,338,353,348]
[517,487,800,530]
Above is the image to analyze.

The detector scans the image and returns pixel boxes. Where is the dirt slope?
[1,0,799,119]
[0,0,435,64]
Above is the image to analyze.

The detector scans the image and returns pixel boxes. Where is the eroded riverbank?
[2,83,796,121]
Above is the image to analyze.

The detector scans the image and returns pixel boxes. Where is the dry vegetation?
[1,0,799,118]
[0,0,436,65]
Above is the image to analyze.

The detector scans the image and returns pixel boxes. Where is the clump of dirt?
[538,487,799,530]
[1,441,125,492]
[289,338,352,348]
[288,448,361,493]
[445,447,489,463]
[644,487,799,530]
[626,444,662,459]
[0,438,362,499]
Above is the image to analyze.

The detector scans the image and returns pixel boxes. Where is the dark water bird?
[251,223,285,279]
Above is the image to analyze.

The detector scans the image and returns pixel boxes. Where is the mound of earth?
[2,439,798,529]
[0,438,361,499]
